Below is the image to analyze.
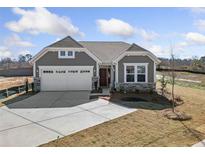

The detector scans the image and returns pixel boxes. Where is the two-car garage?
[39,66,93,91]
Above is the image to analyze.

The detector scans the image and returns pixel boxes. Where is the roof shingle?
[46,36,152,63]
[47,36,84,48]
[79,41,130,63]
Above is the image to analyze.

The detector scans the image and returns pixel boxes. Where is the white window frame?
[124,63,148,83]
[125,65,135,83]
[58,51,75,59]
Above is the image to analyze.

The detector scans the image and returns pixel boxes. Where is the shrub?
[159,74,168,96]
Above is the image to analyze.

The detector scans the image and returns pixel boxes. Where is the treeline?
[0,54,32,65]
[0,54,33,70]
[158,56,205,73]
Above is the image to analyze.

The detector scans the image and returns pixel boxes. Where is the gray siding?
[118,56,154,83]
[35,51,96,77]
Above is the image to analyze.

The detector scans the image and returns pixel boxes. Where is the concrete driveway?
[0,91,136,147]
[192,139,205,147]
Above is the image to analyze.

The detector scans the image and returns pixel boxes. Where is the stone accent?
[33,77,41,92]
[116,82,156,92]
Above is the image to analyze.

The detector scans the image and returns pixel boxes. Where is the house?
[30,36,160,92]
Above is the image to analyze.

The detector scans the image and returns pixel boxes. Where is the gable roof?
[30,36,160,64]
[126,43,148,52]
[79,41,130,63]
[47,36,84,48]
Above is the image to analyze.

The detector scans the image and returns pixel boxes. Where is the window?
[67,51,73,56]
[126,66,135,82]
[60,51,66,57]
[80,70,90,73]
[56,70,66,73]
[124,63,147,83]
[43,70,53,73]
[58,51,75,59]
[67,70,78,73]
[137,65,146,82]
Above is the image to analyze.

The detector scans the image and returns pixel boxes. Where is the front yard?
[41,83,205,147]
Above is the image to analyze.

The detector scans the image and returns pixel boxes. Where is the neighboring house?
[30,36,160,92]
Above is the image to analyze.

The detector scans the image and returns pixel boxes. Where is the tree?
[200,56,205,63]
[25,54,32,61]
[18,54,32,62]
[191,56,203,71]
[170,46,176,112]
[0,57,12,64]
[18,55,26,63]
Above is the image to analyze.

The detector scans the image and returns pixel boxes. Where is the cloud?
[18,50,31,56]
[148,44,185,58]
[194,19,205,31]
[96,18,158,41]
[148,45,169,57]
[178,41,188,47]
[0,46,12,58]
[190,8,205,14]
[96,18,135,38]
[136,29,159,41]
[185,32,205,45]
[5,34,34,47]
[5,7,84,37]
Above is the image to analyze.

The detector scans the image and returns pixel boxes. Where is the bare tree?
[170,46,176,112]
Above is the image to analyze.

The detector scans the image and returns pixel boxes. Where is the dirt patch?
[0,76,33,90]
[195,124,205,134]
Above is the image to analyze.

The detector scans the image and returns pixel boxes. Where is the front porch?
[90,65,114,98]
[92,64,115,90]
[92,63,155,93]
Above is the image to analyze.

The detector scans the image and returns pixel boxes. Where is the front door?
[100,68,107,86]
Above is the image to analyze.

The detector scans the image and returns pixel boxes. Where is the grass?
[157,71,205,90]
[174,80,205,90]
[40,83,205,147]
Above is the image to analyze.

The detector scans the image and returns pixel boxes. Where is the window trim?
[58,51,75,59]
[124,63,148,83]
[125,65,135,83]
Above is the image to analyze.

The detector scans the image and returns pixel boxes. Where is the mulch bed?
[163,109,192,121]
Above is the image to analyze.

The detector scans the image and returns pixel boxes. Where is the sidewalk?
[192,139,205,147]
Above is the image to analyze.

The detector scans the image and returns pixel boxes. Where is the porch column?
[110,64,114,89]
[96,62,100,88]
[115,62,118,87]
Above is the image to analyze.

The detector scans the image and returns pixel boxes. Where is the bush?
[159,74,168,96]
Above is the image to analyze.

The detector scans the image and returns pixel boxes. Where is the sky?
[0,7,205,60]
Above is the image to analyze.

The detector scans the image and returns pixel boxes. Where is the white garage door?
[39,66,93,91]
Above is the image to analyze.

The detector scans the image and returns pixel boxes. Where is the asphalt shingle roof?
[79,41,130,63]
[126,43,148,52]
[47,36,84,48]
[46,36,150,63]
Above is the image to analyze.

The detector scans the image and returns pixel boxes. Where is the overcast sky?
[0,7,205,59]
